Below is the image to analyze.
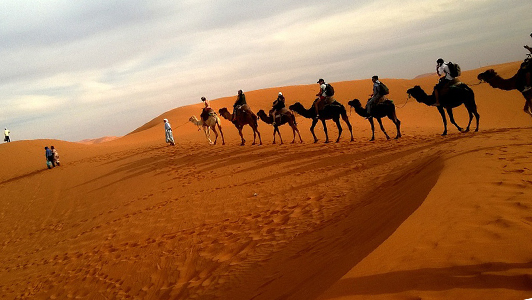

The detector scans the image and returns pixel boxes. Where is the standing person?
[45,146,55,169]
[51,146,60,166]
[4,127,10,142]
[366,75,387,115]
[434,58,457,106]
[271,92,286,125]
[232,90,247,121]
[314,79,334,117]
[164,119,175,146]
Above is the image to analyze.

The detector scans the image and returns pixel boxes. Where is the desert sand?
[0,61,531,300]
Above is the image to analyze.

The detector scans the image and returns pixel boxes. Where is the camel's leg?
[341,113,354,141]
[473,110,480,132]
[464,110,473,132]
[446,107,463,132]
[251,126,257,145]
[389,113,402,139]
[376,118,390,140]
[437,106,448,136]
[217,123,225,145]
[524,100,532,117]
[333,118,343,143]
[368,118,376,141]
[237,126,245,146]
[277,126,284,144]
[256,125,262,145]
[251,124,262,145]
[290,118,303,143]
[211,126,219,145]
[310,119,319,143]
[322,119,330,143]
[203,126,213,144]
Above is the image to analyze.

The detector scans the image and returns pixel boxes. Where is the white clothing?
[164,121,174,144]
[438,63,454,80]
[4,129,9,137]
[320,83,327,97]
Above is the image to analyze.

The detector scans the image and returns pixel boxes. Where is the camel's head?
[347,99,362,108]
[218,107,229,116]
[256,109,266,119]
[188,116,196,122]
[406,86,425,102]
[288,102,304,112]
[477,69,496,82]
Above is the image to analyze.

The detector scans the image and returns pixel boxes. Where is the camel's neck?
[259,114,273,124]
[486,74,518,91]
[190,119,202,126]
[353,106,368,118]
[414,91,435,106]
[294,106,315,118]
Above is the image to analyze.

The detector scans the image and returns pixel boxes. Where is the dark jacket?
[234,93,247,107]
[272,95,285,110]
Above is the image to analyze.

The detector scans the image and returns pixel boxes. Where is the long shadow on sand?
[319,262,532,299]
[223,154,445,300]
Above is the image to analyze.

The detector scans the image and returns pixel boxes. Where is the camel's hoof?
[441,133,447,136]
[475,129,479,132]
[370,138,375,142]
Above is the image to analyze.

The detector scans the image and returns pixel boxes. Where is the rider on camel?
[232,90,248,121]
[314,78,334,118]
[434,58,458,106]
[271,92,286,126]
[200,96,214,121]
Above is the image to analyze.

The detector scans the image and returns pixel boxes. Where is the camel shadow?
[319,262,532,299]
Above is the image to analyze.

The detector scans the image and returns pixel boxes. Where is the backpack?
[447,62,461,77]
[325,83,335,96]
[379,82,389,95]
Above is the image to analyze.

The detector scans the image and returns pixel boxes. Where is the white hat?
[278,92,283,96]
[163,119,168,122]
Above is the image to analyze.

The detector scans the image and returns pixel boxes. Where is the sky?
[1,0,531,141]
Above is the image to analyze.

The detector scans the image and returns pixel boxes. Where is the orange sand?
[0,61,531,299]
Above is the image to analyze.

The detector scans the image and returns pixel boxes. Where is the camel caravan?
[180,41,532,145]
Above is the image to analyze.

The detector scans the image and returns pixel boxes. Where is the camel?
[406,85,479,135]
[288,100,354,143]
[188,113,225,145]
[477,68,532,118]
[348,99,401,140]
[218,107,262,146]
[256,109,303,144]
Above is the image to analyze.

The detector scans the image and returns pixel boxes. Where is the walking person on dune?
[4,127,10,142]
[164,119,175,146]
[51,146,60,166]
[45,146,55,169]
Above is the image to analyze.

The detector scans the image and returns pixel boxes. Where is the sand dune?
[0,61,531,299]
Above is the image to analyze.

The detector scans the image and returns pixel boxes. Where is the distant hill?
[77,136,119,144]
[414,72,436,79]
